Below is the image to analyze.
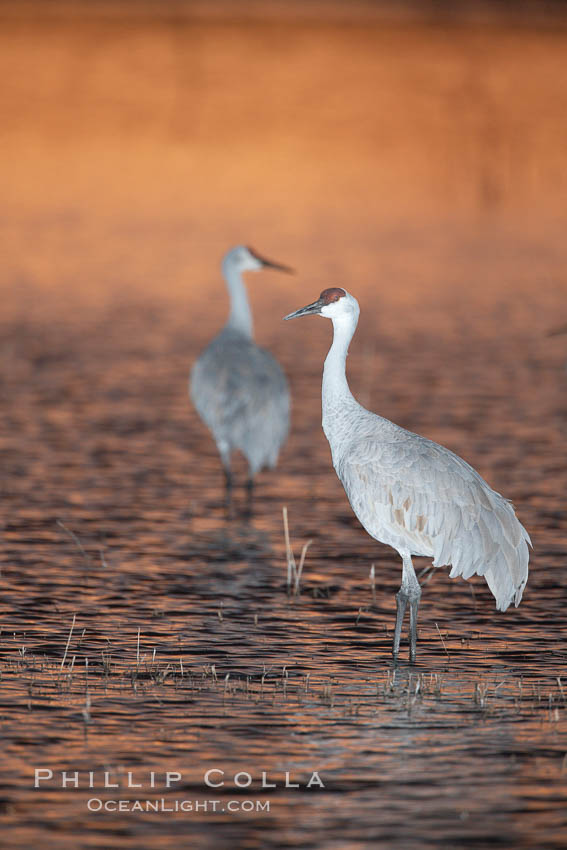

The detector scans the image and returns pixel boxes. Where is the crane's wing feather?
[221,342,289,430]
[337,427,530,611]
[191,331,290,470]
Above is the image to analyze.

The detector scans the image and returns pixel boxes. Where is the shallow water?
[1,4,567,848]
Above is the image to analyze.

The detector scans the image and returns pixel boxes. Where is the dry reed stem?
[282,506,312,596]
[56,520,89,567]
[294,540,313,596]
[282,506,294,589]
[60,613,76,673]
[435,622,450,661]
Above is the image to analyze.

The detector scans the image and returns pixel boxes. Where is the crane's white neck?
[322,311,359,439]
[223,259,253,338]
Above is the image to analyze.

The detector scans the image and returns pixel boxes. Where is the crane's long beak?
[283,298,324,320]
[249,248,294,274]
[261,256,295,274]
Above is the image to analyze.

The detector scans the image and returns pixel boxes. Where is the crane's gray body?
[190,245,290,486]
[191,326,290,477]
[285,287,530,660]
[325,396,529,612]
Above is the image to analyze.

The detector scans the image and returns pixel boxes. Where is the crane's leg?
[245,477,254,517]
[224,468,233,508]
[218,442,233,513]
[393,553,422,664]
[393,592,407,660]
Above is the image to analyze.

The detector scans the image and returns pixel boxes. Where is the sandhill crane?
[190,245,292,513]
[285,287,530,662]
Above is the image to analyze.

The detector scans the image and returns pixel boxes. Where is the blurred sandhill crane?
[285,288,530,662]
[191,245,292,513]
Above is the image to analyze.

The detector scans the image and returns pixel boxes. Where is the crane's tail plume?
[434,496,530,611]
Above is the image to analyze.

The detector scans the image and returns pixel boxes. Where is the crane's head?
[284,287,359,322]
[223,245,294,274]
